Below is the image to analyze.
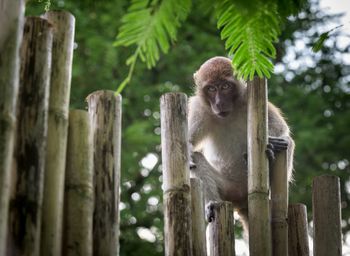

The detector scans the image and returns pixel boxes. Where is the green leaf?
[114,0,191,93]
[215,0,280,80]
[312,32,329,53]
[312,24,343,53]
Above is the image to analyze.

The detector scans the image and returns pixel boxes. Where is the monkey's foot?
[189,161,196,170]
[205,201,217,222]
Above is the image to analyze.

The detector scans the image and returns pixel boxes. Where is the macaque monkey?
[188,56,295,229]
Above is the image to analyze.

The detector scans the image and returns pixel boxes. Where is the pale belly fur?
[201,118,248,208]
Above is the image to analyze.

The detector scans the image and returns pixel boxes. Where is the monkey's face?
[202,77,237,118]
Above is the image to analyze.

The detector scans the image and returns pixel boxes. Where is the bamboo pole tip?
[160,92,187,102]
[86,90,122,103]
[44,10,75,21]
[247,76,266,85]
[313,174,340,182]
[289,203,306,210]
[160,93,187,117]
[25,16,52,27]
[69,109,88,117]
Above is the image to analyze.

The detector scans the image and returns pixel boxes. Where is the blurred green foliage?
[27,0,350,255]
[115,0,307,89]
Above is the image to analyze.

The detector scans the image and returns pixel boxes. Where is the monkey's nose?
[217,111,229,118]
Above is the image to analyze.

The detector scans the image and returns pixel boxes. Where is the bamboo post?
[288,204,309,256]
[247,77,271,256]
[41,11,75,256]
[7,17,52,256]
[312,175,342,256]
[208,202,235,256]
[271,151,288,256]
[160,93,192,256]
[0,1,25,254]
[87,90,122,256]
[63,110,94,256]
[190,178,207,256]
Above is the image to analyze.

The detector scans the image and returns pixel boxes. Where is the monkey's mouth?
[217,111,229,118]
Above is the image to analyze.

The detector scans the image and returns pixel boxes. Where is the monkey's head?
[193,56,245,118]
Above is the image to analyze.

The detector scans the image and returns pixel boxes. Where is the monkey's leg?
[190,152,224,222]
[237,208,249,236]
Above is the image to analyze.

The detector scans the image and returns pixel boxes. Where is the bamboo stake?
[63,110,94,256]
[208,202,235,256]
[271,151,288,256]
[7,17,52,256]
[0,1,25,254]
[160,93,192,256]
[312,175,342,256]
[288,204,309,256]
[247,77,271,256]
[87,90,122,256]
[190,178,207,256]
[41,11,75,256]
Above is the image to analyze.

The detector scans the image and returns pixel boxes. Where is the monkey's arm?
[188,96,209,148]
[190,152,224,222]
[190,152,222,203]
[267,103,295,181]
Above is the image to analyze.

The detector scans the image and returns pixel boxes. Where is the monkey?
[188,56,295,231]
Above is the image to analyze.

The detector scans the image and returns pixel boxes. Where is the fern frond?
[216,0,280,80]
[276,0,307,17]
[114,0,191,93]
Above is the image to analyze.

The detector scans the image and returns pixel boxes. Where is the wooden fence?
[0,4,121,256]
[160,91,342,256]
[0,1,343,256]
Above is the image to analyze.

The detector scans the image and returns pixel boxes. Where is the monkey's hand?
[205,201,217,223]
[266,136,289,162]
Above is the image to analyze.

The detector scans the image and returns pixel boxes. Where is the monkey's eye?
[206,86,216,92]
[221,84,231,90]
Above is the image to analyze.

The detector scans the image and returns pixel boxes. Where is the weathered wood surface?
[190,178,207,256]
[313,175,342,256]
[160,93,192,256]
[0,1,25,254]
[288,204,309,256]
[247,77,271,256]
[208,202,235,256]
[63,110,94,256]
[271,151,288,256]
[7,17,52,256]
[41,11,75,256]
[87,90,122,256]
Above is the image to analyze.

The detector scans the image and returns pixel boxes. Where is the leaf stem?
[115,47,140,95]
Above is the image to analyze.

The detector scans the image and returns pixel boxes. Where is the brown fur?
[189,56,295,232]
